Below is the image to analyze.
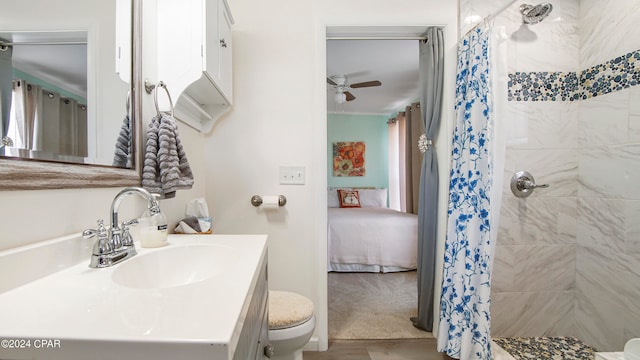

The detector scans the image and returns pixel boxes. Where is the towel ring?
[152,81,174,118]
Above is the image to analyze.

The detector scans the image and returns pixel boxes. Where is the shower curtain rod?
[464,0,518,36]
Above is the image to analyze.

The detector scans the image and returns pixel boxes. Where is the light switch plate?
[279,166,305,185]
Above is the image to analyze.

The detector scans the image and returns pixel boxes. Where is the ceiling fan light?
[334,92,346,104]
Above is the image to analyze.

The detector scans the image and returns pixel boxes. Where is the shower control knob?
[264,344,274,358]
[510,170,550,198]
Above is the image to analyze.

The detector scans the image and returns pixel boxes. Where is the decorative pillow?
[337,189,361,208]
[358,188,388,208]
[327,190,340,208]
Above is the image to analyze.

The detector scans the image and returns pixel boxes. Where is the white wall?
[202,0,457,350]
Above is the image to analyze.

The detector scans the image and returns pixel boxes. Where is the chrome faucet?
[83,186,162,268]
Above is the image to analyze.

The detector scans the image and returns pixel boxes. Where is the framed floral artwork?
[333,141,366,177]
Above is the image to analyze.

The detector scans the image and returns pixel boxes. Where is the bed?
[327,188,418,273]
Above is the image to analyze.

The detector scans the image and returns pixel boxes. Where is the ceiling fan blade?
[345,91,356,101]
[327,77,337,86]
[350,80,382,88]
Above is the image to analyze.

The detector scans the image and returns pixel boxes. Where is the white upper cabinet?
[156,0,233,132]
[204,0,233,100]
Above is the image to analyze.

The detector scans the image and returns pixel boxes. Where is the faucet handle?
[120,219,139,247]
[82,220,113,255]
[82,219,107,239]
[123,219,139,227]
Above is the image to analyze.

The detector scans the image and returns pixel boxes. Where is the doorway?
[325,26,432,340]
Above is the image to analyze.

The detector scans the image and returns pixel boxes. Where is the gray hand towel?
[142,113,194,198]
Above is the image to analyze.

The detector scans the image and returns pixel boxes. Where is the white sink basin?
[0,234,268,360]
[112,244,239,289]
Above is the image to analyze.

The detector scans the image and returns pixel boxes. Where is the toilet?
[268,290,316,360]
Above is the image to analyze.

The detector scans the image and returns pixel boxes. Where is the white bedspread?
[328,207,418,272]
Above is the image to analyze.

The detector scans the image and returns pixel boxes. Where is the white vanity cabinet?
[156,0,233,132]
[233,258,270,360]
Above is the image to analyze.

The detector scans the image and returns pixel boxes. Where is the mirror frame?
[0,0,142,190]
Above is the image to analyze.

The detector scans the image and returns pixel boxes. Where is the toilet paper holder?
[251,195,287,207]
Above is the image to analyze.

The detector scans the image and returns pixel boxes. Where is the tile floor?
[303,339,453,360]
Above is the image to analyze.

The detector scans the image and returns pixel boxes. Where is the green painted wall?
[327,113,388,189]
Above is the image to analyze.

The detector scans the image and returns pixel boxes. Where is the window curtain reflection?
[0,46,12,145]
[11,79,41,150]
[8,79,87,157]
[59,97,88,157]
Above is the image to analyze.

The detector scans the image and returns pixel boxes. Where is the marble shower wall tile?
[625,200,640,254]
[575,288,625,351]
[498,198,559,245]
[620,252,640,341]
[578,91,628,147]
[557,198,578,244]
[577,198,625,253]
[491,291,576,338]
[492,244,575,292]
[508,22,580,73]
[506,101,578,150]
[580,0,640,69]
[578,144,640,199]
[575,246,628,351]
[627,86,640,141]
[512,245,576,292]
[491,245,514,293]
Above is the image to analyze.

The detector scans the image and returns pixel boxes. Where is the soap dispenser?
[138,195,168,248]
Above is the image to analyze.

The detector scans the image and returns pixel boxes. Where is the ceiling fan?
[327,74,382,103]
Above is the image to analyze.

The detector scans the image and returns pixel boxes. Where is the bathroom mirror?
[0,0,141,190]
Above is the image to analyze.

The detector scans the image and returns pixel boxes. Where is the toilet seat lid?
[269,291,314,330]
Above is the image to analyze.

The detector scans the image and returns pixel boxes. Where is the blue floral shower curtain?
[437,25,495,360]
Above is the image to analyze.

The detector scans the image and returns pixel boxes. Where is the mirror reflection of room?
[1,34,88,159]
[0,0,131,169]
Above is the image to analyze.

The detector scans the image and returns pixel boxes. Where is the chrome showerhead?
[520,3,553,24]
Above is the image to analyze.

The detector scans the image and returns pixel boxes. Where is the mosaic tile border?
[508,72,579,101]
[580,51,640,99]
[507,49,640,102]
[493,337,596,360]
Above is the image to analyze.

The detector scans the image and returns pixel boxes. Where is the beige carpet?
[328,271,433,340]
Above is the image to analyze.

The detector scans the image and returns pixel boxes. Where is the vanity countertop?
[0,234,267,360]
